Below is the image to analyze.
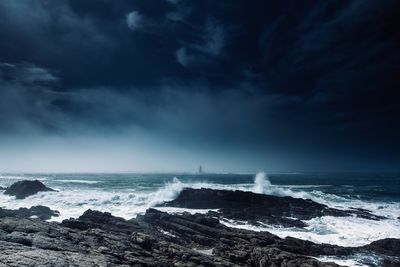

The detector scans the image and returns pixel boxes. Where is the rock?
[0,186,6,191]
[361,238,400,256]
[4,180,56,199]
[0,206,59,220]
[161,188,386,227]
[383,259,400,267]
[0,208,398,266]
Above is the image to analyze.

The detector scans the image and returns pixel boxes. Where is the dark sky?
[0,0,399,172]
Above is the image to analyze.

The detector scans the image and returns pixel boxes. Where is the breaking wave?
[56,180,100,184]
[252,171,324,201]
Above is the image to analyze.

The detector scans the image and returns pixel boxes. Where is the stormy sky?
[0,0,399,173]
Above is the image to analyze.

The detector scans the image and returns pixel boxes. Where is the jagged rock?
[161,188,386,227]
[0,206,59,220]
[4,180,56,199]
[0,208,341,266]
[0,208,398,266]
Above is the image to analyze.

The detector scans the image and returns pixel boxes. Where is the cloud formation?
[0,62,58,84]
[126,11,143,30]
[0,0,398,172]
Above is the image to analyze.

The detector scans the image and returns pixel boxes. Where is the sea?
[0,172,399,266]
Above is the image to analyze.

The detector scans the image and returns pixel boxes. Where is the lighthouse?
[198,165,203,174]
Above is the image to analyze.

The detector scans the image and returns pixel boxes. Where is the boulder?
[4,180,56,199]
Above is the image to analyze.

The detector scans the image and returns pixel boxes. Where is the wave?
[0,177,193,222]
[220,212,400,247]
[56,180,100,184]
[252,171,327,200]
[316,254,384,267]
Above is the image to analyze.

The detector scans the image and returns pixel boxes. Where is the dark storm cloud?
[0,0,399,171]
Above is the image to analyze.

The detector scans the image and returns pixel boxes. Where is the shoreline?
[1,207,399,267]
[1,179,399,266]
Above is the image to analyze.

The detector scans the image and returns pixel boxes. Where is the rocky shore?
[0,208,399,266]
[0,181,399,266]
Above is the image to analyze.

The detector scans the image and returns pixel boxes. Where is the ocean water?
[1,172,399,266]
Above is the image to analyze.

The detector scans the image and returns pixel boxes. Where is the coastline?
[0,179,399,266]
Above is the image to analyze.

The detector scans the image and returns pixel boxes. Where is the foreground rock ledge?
[0,208,399,267]
[0,206,59,220]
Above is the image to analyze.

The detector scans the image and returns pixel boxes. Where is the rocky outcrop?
[362,238,400,256]
[383,259,400,267]
[4,180,56,199]
[161,188,386,227]
[0,206,59,220]
[0,208,398,266]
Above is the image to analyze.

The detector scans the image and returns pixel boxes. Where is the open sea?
[1,172,399,266]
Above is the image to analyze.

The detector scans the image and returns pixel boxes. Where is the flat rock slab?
[0,206,59,220]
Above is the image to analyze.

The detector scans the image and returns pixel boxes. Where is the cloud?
[175,47,194,67]
[0,62,58,84]
[165,0,181,4]
[0,0,398,171]
[197,20,226,56]
[0,0,115,88]
[126,11,143,30]
[174,19,226,67]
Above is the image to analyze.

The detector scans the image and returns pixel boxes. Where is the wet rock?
[0,206,59,220]
[362,238,400,256]
[0,208,398,266]
[383,259,400,267]
[4,180,56,199]
[161,188,386,227]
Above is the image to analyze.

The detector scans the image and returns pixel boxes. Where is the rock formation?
[4,180,56,199]
[0,208,398,266]
[161,188,386,227]
[0,206,59,220]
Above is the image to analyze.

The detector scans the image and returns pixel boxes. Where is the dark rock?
[4,180,56,199]
[0,208,398,266]
[161,188,386,227]
[0,206,59,220]
[62,209,144,234]
[361,238,400,256]
[383,259,400,267]
[0,186,6,190]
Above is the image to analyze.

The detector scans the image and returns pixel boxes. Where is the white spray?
[252,171,314,199]
[253,172,271,194]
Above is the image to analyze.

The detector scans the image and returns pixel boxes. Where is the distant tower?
[198,165,203,174]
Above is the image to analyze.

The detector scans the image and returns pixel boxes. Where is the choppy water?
[1,172,399,266]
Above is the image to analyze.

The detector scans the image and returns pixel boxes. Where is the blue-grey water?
[1,172,399,266]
